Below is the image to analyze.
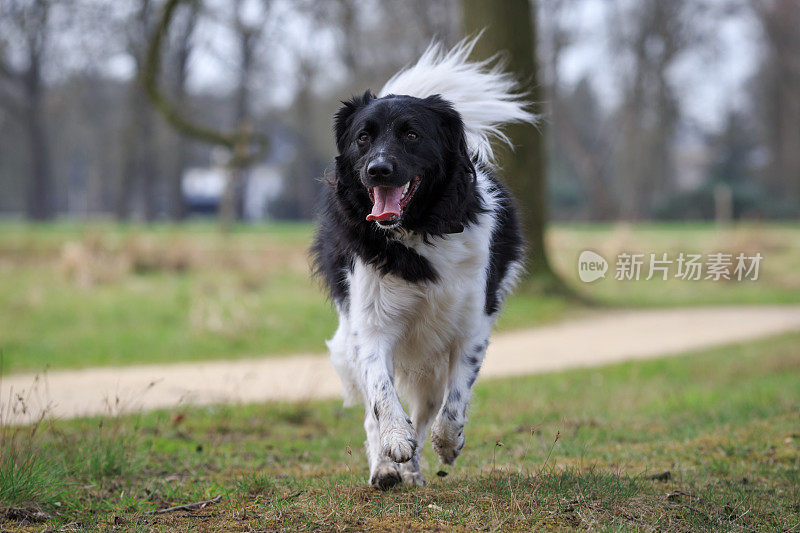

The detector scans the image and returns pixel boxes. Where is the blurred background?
[1,0,799,375]
[2,0,799,223]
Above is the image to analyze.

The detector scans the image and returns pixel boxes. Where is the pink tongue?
[366,186,404,221]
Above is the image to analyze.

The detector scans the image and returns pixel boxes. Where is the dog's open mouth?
[366,176,421,226]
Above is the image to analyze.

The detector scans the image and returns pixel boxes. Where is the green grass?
[1,221,799,374]
[2,333,799,530]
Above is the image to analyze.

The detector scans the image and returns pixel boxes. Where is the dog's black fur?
[311,90,523,316]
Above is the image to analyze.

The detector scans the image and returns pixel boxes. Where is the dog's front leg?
[357,343,417,485]
[431,335,490,465]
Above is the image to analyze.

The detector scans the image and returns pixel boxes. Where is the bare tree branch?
[143,0,268,164]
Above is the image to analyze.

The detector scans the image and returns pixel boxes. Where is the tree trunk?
[618,33,647,221]
[757,0,800,205]
[23,46,53,220]
[116,84,147,221]
[463,0,561,288]
[166,5,197,222]
[118,0,159,221]
[168,137,188,221]
[140,110,159,222]
[558,113,617,220]
[220,19,254,225]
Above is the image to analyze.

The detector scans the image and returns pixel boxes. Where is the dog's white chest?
[348,223,492,360]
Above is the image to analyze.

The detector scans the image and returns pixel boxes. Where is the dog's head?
[332,90,478,234]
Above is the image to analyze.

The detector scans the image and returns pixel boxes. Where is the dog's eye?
[405,131,418,141]
[357,132,370,144]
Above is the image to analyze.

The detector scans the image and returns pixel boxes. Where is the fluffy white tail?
[379,36,537,164]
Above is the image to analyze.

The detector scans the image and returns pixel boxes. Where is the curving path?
[4,305,800,425]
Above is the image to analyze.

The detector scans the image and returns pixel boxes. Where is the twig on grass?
[146,495,222,515]
[273,490,303,504]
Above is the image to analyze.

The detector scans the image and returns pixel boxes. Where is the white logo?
[578,250,608,283]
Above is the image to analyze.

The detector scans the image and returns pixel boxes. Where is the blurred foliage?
[0,0,798,223]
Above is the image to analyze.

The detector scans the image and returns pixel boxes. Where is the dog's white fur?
[380,36,536,165]
[327,38,533,487]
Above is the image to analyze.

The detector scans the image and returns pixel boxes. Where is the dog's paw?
[370,461,402,490]
[380,417,417,464]
[431,418,465,465]
[400,460,425,487]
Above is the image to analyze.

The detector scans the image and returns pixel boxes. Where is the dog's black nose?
[367,159,394,178]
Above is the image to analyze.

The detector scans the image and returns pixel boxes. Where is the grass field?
[2,333,798,530]
[1,222,799,374]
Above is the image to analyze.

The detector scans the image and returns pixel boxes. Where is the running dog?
[311,38,534,488]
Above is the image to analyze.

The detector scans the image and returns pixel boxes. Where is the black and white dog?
[311,39,534,489]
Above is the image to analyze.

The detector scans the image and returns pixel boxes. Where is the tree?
[708,110,757,187]
[219,0,272,222]
[0,0,55,220]
[751,0,800,208]
[557,79,619,220]
[609,0,709,220]
[539,1,617,221]
[143,0,269,228]
[117,0,162,221]
[164,1,198,221]
[463,0,565,291]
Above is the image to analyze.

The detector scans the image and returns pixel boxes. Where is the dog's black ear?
[422,94,474,172]
[422,94,478,234]
[422,95,464,148]
[333,90,375,153]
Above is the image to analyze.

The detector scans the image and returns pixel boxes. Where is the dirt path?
[4,305,800,425]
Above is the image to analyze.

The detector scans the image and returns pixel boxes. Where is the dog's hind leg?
[328,314,361,407]
[431,330,491,465]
